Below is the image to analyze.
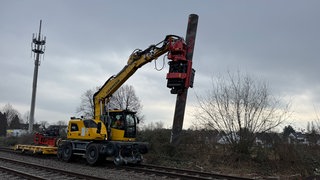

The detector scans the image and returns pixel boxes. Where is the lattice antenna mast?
[29,20,46,133]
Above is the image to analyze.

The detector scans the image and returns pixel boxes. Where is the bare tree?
[39,120,49,129]
[109,84,144,122]
[195,71,290,154]
[22,111,30,124]
[313,106,320,132]
[9,114,21,129]
[77,85,144,121]
[76,87,97,118]
[2,103,20,126]
[110,85,142,111]
[56,120,67,126]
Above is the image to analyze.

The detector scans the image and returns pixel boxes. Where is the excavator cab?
[107,110,138,142]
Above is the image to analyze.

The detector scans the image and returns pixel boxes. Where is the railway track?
[124,164,253,180]
[0,156,107,180]
[0,147,253,179]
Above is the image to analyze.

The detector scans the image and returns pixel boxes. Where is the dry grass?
[138,130,320,179]
[1,130,320,178]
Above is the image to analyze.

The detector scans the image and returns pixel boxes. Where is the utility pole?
[170,14,198,145]
[29,20,46,133]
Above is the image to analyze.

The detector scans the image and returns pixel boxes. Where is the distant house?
[6,123,41,137]
[288,132,309,145]
[217,132,240,144]
[217,132,277,147]
[255,137,263,145]
[6,129,28,137]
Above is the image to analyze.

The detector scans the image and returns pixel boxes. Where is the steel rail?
[0,147,253,180]
[0,165,46,180]
[0,156,108,180]
[123,164,253,180]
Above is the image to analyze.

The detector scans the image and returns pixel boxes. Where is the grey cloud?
[1,0,320,128]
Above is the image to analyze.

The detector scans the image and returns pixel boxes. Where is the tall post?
[170,14,198,145]
[29,20,46,133]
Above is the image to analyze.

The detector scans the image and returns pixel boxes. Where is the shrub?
[0,136,18,147]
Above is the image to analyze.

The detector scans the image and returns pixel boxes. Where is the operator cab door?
[124,113,137,138]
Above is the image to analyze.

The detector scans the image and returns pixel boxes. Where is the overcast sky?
[1,1,319,131]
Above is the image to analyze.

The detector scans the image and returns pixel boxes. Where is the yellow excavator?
[57,35,194,165]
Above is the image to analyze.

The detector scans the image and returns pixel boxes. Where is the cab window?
[70,123,78,132]
[83,119,97,128]
[126,114,135,126]
[112,114,124,129]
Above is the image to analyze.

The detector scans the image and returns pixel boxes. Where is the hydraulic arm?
[93,35,194,122]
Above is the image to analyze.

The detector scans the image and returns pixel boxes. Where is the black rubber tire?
[86,143,100,166]
[105,142,116,156]
[61,143,74,162]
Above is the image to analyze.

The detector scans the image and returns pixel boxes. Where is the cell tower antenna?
[29,20,46,133]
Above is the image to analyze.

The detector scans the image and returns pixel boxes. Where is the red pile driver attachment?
[166,38,195,94]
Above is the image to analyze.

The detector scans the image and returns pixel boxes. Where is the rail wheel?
[61,142,74,162]
[135,154,143,164]
[113,155,123,166]
[86,143,101,166]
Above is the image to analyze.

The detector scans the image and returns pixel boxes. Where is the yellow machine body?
[67,109,137,142]
[67,118,107,141]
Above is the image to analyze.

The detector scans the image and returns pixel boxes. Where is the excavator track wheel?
[61,142,74,162]
[105,143,116,156]
[86,143,101,166]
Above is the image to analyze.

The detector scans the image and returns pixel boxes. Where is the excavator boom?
[93,35,186,121]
